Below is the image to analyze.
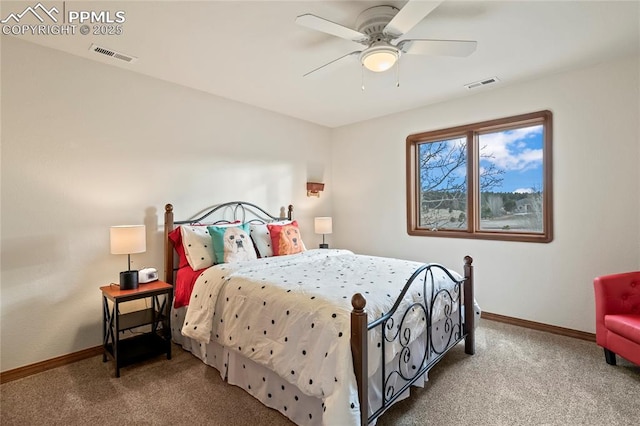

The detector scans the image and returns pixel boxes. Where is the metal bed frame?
[164,201,475,426]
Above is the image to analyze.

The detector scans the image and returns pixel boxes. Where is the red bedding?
[174,266,204,308]
[169,226,204,308]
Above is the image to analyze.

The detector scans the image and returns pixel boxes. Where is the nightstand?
[100,280,173,377]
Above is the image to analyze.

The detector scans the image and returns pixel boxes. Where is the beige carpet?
[2,319,638,425]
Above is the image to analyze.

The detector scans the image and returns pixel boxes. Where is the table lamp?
[110,225,146,290]
[314,217,332,249]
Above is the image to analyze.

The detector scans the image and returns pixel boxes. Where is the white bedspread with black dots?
[182,249,471,425]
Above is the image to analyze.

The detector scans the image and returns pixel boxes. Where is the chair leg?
[604,348,617,365]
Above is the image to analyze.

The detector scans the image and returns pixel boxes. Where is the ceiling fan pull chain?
[361,64,365,91]
[396,59,400,88]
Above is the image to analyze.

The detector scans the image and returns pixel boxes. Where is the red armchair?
[593,271,640,366]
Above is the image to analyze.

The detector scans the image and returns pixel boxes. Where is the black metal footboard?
[351,256,474,425]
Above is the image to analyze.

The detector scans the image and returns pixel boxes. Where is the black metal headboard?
[163,201,293,283]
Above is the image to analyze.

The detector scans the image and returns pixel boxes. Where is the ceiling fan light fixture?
[361,46,398,72]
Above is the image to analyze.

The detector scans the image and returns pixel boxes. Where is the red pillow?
[168,227,188,268]
[267,220,306,256]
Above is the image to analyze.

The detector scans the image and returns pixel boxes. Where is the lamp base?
[319,243,329,249]
[119,270,139,290]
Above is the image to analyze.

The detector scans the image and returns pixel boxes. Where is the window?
[406,110,553,243]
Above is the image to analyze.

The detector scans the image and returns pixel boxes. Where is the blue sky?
[478,125,544,193]
[421,125,544,193]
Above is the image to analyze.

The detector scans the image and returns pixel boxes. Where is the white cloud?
[478,125,543,172]
[513,188,534,194]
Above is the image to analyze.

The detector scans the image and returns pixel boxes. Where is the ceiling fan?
[295,0,477,77]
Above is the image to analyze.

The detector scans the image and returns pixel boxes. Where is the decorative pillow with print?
[249,220,292,258]
[267,220,306,256]
[208,223,257,263]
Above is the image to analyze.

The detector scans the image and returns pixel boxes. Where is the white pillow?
[249,221,291,258]
[181,222,239,270]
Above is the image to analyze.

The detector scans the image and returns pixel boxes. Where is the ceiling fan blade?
[398,39,477,57]
[384,0,444,36]
[303,51,361,77]
[296,14,367,43]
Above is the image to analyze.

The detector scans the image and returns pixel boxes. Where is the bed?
[164,201,477,425]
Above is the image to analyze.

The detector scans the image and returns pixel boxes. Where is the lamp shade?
[110,225,146,255]
[314,217,333,235]
[361,46,398,72]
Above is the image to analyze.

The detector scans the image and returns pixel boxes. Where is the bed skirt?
[171,305,425,425]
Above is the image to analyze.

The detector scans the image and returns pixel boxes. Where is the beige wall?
[0,38,332,372]
[2,36,639,373]
[331,55,640,334]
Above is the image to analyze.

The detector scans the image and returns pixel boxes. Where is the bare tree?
[524,189,544,232]
[418,140,466,229]
[419,140,504,229]
[486,194,504,217]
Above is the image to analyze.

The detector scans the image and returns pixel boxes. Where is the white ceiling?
[4,0,639,127]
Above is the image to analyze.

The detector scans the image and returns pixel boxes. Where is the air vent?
[89,44,137,63]
[464,77,499,90]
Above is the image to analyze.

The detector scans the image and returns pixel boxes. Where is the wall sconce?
[110,225,146,290]
[314,217,332,249]
[306,182,325,197]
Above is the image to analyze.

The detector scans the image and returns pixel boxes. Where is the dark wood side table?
[100,280,173,377]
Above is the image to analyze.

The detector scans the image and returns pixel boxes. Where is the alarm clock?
[138,267,159,283]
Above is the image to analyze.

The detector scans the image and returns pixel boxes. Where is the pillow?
[208,223,258,263]
[249,220,291,258]
[168,227,188,269]
[180,221,239,270]
[267,220,306,256]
